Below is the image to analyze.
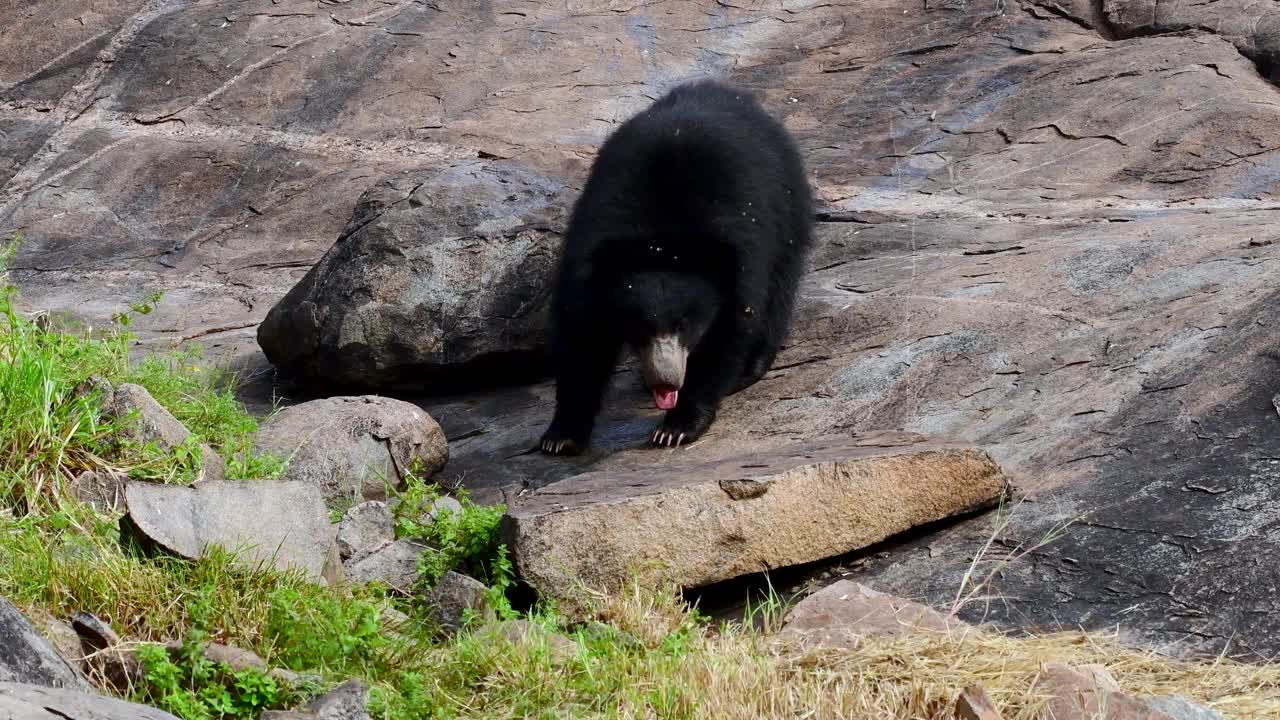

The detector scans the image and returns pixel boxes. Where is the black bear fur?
[539,78,814,455]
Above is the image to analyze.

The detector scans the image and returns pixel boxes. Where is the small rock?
[954,685,1003,720]
[261,679,370,720]
[161,641,266,673]
[104,384,226,482]
[424,571,493,634]
[254,396,448,509]
[336,501,394,562]
[491,620,576,662]
[70,469,128,513]
[1034,663,1177,720]
[1142,696,1224,720]
[344,540,429,594]
[71,613,140,692]
[123,479,342,585]
[426,496,463,521]
[779,580,965,649]
[0,598,90,690]
[0,682,181,719]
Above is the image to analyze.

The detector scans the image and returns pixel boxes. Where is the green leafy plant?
[133,632,294,720]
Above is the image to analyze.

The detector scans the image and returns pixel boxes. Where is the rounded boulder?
[254,396,448,508]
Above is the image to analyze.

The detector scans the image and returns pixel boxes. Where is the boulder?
[256,163,570,391]
[0,598,89,690]
[123,479,341,584]
[502,436,1008,603]
[779,581,966,649]
[254,396,448,508]
[104,384,226,482]
[336,501,395,563]
[0,682,180,720]
[343,540,429,594]
[261,680,370,720]
[423,572,493,634]
[1031,663,1195,720]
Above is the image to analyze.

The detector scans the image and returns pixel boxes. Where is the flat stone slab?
[0,682,180,720]
[123,480,341,585]
[502,436,1009,602]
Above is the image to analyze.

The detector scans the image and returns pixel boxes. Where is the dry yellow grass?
[556,580,1280,720]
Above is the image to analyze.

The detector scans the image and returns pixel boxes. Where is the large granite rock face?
[7,0,1280,656]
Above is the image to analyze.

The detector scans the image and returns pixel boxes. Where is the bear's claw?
[539,435,584,455]
[651,429,687,447]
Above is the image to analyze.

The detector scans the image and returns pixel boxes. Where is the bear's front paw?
[539,426,588,455]
[650,408,716,448]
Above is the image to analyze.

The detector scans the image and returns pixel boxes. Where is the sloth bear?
[539,78,813,455]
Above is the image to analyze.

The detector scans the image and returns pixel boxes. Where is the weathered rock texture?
[343,539,427,594]
[424,571,493,634]
[105,384,226,482]
[0,598,89,690]
[254,396,447,508]
[0,682,180,720]
[261,679,370,720]
[336,501,394,562]
[256,164,570,390]
[8,0,1280,655]
[503,438,1008,601]
[779,580,966,649]
[123,479,341,584]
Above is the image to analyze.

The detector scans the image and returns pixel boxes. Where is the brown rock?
[254,396,448,509]
[123,479,341,585]
[1033,663,1176,720]
[104,384,226,482]
[780,581,966,649]
[955,685,1003,720]
[1103,0,1280,83]
[161,642,266,673]
[503,438,1008,604]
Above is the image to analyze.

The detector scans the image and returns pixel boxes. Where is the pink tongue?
[653,388,679,410]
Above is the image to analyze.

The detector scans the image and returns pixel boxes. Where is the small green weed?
[391,474,509,588]
[133,632,296,720]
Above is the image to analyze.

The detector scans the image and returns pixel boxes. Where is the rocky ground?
[5,0,1280,671]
